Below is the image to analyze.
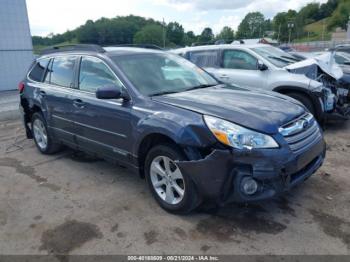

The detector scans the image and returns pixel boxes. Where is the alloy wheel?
[33,118,48,150]
[150,156,185,205]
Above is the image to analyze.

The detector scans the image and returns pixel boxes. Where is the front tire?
[287,92,316,116]
[31,112,62,154]
[144,144,200,214]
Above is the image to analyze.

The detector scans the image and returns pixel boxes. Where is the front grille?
[280,113,322,153]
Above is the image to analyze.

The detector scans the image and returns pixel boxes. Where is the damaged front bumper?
[177,136,325,204]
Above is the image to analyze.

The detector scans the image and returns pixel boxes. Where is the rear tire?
[31,112,62,154]
[144,144,201,214]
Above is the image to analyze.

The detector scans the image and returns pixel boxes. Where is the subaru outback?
[19,44,326,213]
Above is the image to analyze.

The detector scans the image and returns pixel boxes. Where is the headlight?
[204,115,279,149]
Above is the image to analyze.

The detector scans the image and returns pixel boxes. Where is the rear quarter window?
[28,58,50,82]
[188,50,219,68]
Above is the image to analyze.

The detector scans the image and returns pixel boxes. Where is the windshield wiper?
[185,84,216,91]
[151,84,216,97]
[150,90,179,97]
[281,55,301,62]
[268,55,293,64]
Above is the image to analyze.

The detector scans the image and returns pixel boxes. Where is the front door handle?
[73,99,85,108]
[220,74,229,78]
[39,90,46,97]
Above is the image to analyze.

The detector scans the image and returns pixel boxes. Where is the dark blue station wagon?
[19,45,326,213]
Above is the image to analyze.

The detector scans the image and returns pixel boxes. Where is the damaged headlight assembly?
[204,115,279,150]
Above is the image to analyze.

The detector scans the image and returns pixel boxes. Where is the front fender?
[132,110,216,156]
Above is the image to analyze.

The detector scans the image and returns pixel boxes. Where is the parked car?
[289,50,350,117]
[172,44,349,121]
[19,44,326,213]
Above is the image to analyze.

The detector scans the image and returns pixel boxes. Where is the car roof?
[172,44,269,53]
[104,46,164,56]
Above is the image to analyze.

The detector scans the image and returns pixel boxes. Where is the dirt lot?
[0,117,349,255]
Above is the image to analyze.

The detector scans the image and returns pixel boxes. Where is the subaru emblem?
[302,119,309,129]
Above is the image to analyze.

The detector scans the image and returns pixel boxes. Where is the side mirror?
[257,60,268,71]
[96,85,130,100]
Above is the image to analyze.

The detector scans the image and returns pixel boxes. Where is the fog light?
[241,177,258,195]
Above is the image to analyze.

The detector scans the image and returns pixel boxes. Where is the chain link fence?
[283,40,350,52]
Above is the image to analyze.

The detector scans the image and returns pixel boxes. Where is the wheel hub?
[150,156,185,205]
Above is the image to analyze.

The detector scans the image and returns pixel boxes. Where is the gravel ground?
[0,117,349,255]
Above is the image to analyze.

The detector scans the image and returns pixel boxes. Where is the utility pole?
[162,18,166,48]
[322,19,326,42]
[287,21,294,45]
[277,24,281,43]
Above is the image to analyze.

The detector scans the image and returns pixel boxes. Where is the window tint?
[223,50,258,70]
[79,57,123,93]
[28,58,50,82]
[188,50,219,68]
[112,53,217,96]
[48,56,77,87]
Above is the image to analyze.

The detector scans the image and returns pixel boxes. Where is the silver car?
[172,44,340,121]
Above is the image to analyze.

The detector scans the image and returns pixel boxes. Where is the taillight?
[18,82,25,93]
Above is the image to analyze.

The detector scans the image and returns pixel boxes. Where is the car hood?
[285,52,343,80]
[152,85,305,134]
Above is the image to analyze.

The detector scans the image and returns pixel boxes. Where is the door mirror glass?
[96,85,122,99]
[257,60,268,71]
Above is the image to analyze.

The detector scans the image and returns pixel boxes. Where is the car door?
[71,55,133,163]
[187,50,221,77]
[39,55,79,146]
[215,49,267,89]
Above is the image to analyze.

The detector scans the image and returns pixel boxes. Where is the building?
[232,38,279,46]
[0,0,34,91]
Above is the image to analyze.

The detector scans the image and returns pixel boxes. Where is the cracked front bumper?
[177,137,326,204]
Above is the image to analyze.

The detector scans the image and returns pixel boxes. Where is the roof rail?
[109,44,163,50]
[40,44,105,55]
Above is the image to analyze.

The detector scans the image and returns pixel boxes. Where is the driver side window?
[223,50,258,70]
[79,56,124,93]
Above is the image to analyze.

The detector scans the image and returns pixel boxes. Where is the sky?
[26,0,328,37]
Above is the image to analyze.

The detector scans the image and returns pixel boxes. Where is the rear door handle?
[73,99,85,108]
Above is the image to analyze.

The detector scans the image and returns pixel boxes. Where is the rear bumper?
[19,104,33,139]
[177,136,326,204]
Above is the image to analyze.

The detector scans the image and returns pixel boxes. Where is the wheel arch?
[273,86,323,120]
[136,132,183,178]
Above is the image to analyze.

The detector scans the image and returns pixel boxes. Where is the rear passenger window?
[188,50,219,68]
[47,56,77,87]
[28,58,50,82]
[79,56,123,93]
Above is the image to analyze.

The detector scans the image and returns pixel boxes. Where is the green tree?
[236,12,265,39]
[297,3,321,24]
[134,24,165,46]
[199,27,214,43]
[328,0,350,30]
[77,20,99,44]
[183,31,197,46]
[216,26,234,42]
[166,22,184,46]
[319,0,340,19]
[272,10,297,42]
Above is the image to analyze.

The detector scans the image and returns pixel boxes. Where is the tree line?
[32,0,348,48]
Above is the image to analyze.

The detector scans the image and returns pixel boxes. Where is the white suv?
[172,44,341,121]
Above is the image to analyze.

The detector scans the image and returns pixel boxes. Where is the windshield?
[111,53,218,96]
[335,52,350,65]
[252,46,299,68]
